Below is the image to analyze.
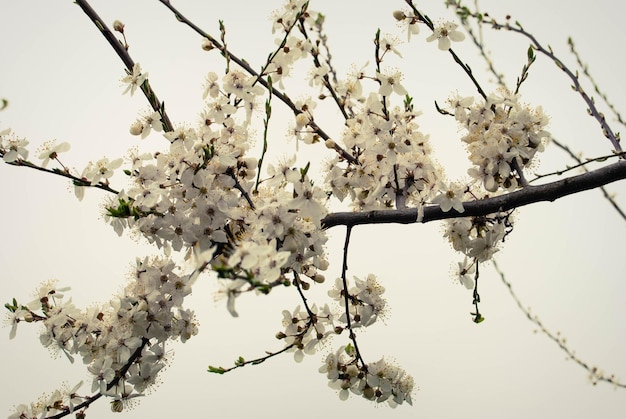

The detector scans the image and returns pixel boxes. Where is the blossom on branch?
[426,21,465,50]
[121,63,148,96]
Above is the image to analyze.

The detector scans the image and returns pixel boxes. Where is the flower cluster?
[443,211,513,263]
[450,91,550,192]
[277,303,335,362]
[319,345,414,407]
[3,0,559,414]
[328,274,387,328]
[6,257,198,415]
[325,94,442,214]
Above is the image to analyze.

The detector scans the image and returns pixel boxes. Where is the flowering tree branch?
[322,160,626,228]
[156,0,358,164]
[450,2,623,154]
[74,0,174,133]
[2,0,624,416]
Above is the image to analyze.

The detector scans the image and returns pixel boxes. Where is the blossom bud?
[113,20,125,33]
[129,121,144,136]
[275,331,287,339]
[313,274,325,283]
[393,10,406,21]
[346,364,359,377]
[324,139,336,149]
[334,326,343,334]
[363,386,376,400]
[201,39,214,51]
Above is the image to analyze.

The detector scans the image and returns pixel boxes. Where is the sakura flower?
[431,182,466,213]
[38,141,70,168]
[454,258,476,289]
[121,63,148,96]
[214,279,247,317]
[1,130,29,163]
[81,157,123,184]
[129,111,163,139]
[376,70,407,97]
[426,22,465,50]
[202,72,220,99]
[393,10,420,41]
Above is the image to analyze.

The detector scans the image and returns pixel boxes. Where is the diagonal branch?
[322,161,626,228]
[74,0,174,133]
[156,0,358,164]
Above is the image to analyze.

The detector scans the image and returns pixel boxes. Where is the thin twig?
[493,260,626,389]
[405,0,488,100]
[0,154,119,195]
[568,37,626,130]
[340,226,366,367]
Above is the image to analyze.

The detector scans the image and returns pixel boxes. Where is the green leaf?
[208,365,226,374]
[345,343,354,355]
[527,45,534,61]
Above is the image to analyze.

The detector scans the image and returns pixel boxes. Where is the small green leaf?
[208,365,226,374]
[345,343,354,355]
[527,45,534,60]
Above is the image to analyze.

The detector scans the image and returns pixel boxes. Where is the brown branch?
[322,161,626,228]
[156,0,357,164]
[1,156,119,195]
[74,0,174,133]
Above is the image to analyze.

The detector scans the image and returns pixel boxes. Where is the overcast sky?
[1,1,625,418]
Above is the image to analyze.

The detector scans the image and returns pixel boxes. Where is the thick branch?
[322,161,626,228]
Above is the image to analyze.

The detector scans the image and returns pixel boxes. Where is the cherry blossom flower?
[1,129,29,162]
[376,70,408,97]
[38,140,70,168]
[121,63,148,96]
[431,182,466,213]
[426,22,465,50]
[393,10,420,41]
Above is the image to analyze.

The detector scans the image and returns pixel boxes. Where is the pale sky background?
[1,1,625,418]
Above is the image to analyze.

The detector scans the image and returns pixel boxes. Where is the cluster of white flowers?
[325,95,442,214]
[6,257,198,416]
[450,91,550,192]
[319,345,414,407]
[278,303,335,362]
[444,211,513,266]
[2,0,562,413]
[328,274,387,328]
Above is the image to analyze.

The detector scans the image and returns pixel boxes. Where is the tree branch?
[322,161,626,228]
[74,0,174,132]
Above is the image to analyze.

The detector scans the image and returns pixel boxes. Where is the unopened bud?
[313,274,325,283]
[201,38,214,51]
[393,10,406,21]
[324,139,336,149]
[129,121,144,136]
[113,20,125,33]
[275,331,287,339]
